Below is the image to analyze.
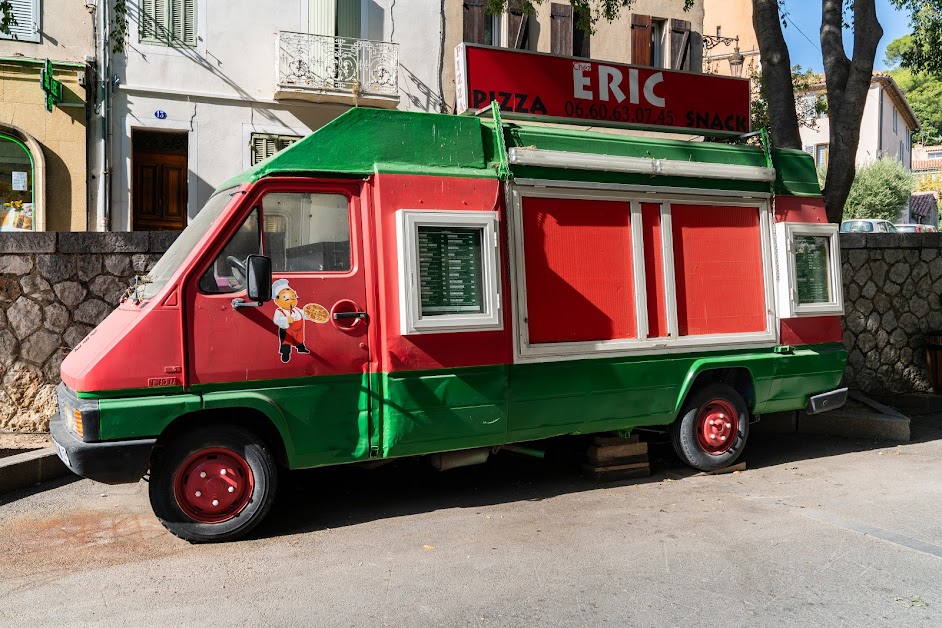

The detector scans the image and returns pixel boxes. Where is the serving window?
[396,210,501,334]
[510,185,776,361]
[776,222,843,317]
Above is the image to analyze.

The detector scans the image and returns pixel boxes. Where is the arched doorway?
[0,132,36,231]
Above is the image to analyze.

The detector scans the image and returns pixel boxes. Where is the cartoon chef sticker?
[271,278,329,363]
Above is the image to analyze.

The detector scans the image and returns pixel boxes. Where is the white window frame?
[396,210,502,335]
[775,222,843,318]
[508,183,777,363]
[0,0,41,43]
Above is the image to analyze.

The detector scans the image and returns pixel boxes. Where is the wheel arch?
[674,362,758,416]
[154,393,295,467]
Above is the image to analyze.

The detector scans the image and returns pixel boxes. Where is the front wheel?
[670,383,749,471]
[149,426,278,543]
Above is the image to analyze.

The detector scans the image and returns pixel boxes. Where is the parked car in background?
[840,219,898,233]
[894,224,938,233]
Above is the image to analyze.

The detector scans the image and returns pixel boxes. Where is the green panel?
[217,108,822,198]
[508,346,847,440]
[773,148,824,197]
[757,344,848,414]
[200,373,372,468]
[220,109,495,188]
[379,366,509,457]
[98,393,202,441]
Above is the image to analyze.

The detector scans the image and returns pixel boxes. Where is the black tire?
[149,425,278,543]
[670,383,749,472]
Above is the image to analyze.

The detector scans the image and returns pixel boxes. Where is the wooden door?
[132,131,188,231]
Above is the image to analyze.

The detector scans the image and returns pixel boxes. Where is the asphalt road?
[1,418,941,628]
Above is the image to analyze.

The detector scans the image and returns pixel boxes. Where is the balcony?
[275,31,400,107]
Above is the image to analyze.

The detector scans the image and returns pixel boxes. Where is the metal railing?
[277,31,399,97]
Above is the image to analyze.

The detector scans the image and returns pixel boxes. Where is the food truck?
[52,48,847,542]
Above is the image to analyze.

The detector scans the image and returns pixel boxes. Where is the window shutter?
[573,5,590,58]
[2,0,40,42]
[803,145,814,155]
[550,3,573,55]
[631,14,652,67]
[154,0,168,41]
[182,0,196,46]
[309,0,337,36]
[336,0,361,39]
[463,0,485,44]
[251,134,300,166]
[670,18,691,71]
[508,0,529,49]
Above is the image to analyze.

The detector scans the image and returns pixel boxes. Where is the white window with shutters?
[250,134,301,166]
[0,0,41,43]
[140,0,197,47]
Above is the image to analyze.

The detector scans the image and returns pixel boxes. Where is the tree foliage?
[887,0,942,76]
[0,1,16,36]
[843,157,914,221]
[915,172,942,195]
[885,35,942,146]
[751,65,828,134]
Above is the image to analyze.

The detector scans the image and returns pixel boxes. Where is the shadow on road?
[254,414,942,541]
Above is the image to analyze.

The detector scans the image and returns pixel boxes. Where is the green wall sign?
[40,59,63,113]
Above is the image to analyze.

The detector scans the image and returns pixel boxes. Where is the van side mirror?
[246,255,272,302]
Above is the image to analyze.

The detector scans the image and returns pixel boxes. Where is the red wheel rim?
[173,448,255,523]
[695,400,739,455]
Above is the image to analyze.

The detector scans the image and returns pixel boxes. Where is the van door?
[186,180,372,467]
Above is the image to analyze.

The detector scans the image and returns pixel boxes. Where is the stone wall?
[840,232,942,395]
[0,233,178,432]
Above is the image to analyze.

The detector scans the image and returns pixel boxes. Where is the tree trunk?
[821,0,882,223]
[752,0,802,150]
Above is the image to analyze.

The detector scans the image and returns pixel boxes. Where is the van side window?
[198,208,261,294]
[262,193,351,273]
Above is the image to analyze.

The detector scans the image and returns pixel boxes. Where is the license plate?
[53,440,71,467]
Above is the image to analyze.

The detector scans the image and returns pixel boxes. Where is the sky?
[779,0,912,73]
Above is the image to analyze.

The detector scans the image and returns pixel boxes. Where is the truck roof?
[221,107,821,197]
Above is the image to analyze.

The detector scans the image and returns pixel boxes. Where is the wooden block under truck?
[51,105,847,542]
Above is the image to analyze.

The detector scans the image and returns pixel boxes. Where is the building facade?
[798,75,918,171]
[702,0,757,77]
[91,0,703,232]
[0,0,93,232]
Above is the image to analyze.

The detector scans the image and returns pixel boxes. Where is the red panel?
[774,196,828,224]
[522,197,634,343]
[374,174,512,372]
[642,203,668,338]
[780,316,843,346]
[672,205,766,336]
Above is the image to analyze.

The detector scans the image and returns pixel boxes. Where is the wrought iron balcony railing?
[276,31,399,104]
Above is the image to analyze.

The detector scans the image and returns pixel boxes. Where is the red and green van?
[52,108,847,542]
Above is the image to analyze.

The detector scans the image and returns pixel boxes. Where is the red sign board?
[455,44,751,136]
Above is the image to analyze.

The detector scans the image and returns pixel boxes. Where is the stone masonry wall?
[0,230,937,433]
[840,232,942,395]
[0,232,178,432]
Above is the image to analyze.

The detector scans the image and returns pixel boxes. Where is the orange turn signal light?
[72,409,84,438]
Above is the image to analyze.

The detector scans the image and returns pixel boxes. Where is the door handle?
[332,311,368,320]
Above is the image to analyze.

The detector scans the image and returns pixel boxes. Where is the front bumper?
[50,410,156,485]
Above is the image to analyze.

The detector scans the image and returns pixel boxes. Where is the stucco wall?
[0,60,88,231]
[0,0,93,62]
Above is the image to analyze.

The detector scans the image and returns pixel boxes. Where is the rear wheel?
[149,426,277,543]
[670,383,749,471]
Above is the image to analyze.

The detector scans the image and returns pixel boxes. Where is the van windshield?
[140,187,241,300]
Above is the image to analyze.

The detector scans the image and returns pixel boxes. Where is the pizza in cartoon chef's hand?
[303,303,330,324]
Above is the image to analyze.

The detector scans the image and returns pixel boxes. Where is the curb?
[0,447,72,495]
[753,391,911,443]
